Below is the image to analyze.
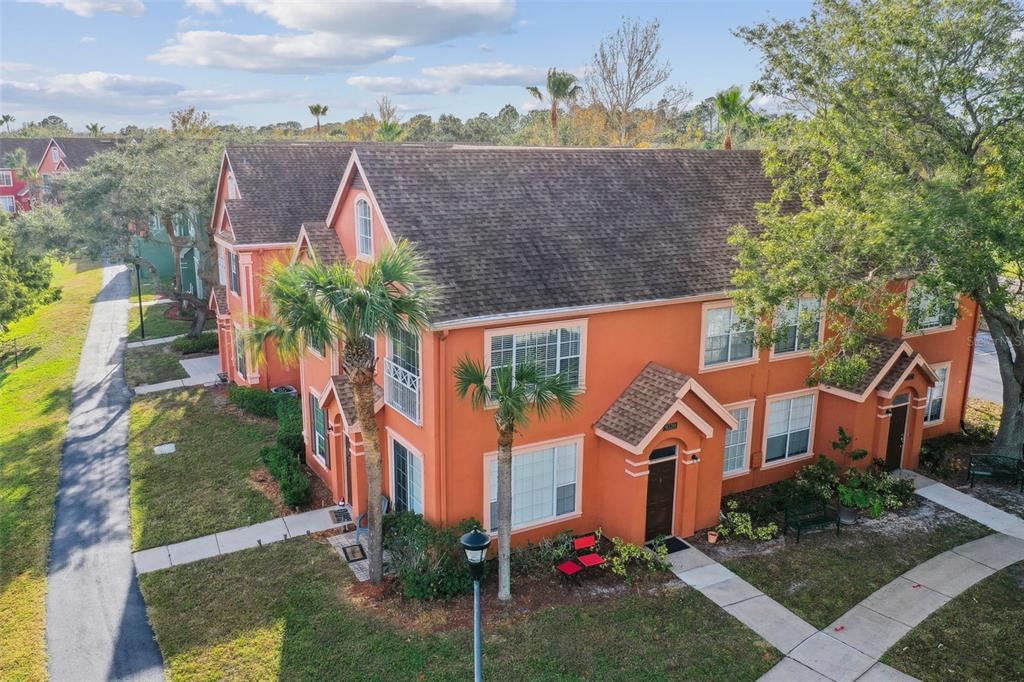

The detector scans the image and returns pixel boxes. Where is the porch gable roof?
[209,284,228,318]
[819,336,938,402]
[319,374,384,429]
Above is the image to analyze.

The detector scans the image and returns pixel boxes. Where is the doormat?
[342,544,366,563]
[649,537,690,554]
[330,508,353,524]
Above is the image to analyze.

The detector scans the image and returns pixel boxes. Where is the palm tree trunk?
[981,306,1024,457]
[497,428,513,601]
[351,368,386,582]
[549,104,559,146]
[316,117,321,136]
[723,127,733,150]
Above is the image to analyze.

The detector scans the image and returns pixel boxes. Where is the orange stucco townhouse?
[208,142,354,390]
[218,144,978,547]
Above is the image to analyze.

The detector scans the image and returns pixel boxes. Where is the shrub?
[510,530,576,576]
[794,455,840,501]
[716,500,780,541]
[838,469,916,518]
[603,536,670,583]
[260,444,294,480]
[259,444,310,506]
[383,512,480,600]
[228,385,283,418]
[170,332,219,354]
[275,395,304,455]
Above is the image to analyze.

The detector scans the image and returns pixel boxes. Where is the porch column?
[676,448,701,538]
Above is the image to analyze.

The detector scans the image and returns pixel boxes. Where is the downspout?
[959,298,982,430]
[436,330,449,526]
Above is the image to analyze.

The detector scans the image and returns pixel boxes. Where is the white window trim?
[722,399,756,479]
[0,196,15,213]
[308,388,328,468]
[482,318,588,396]
[50,147,60,163]
[355,194,374,260]
[0,171,12,187]
[482,434,585,535]
[924,361,951,426]
[769,296,826,361]
[902,281,958,337]
[217,246,227,286]
[233,324,248,380]
[384,330,422,425]
[388,429,425,514]
[760,388,818,470]
[229,252,241,296]
[699,299,759,373]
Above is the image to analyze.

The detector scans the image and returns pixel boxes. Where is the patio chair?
[784,497,840,543]
[355,495,390,546]
[573,533,605,569]
[968,454,1023,491]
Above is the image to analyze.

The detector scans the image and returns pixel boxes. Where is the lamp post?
[460,528,491,682]
[134,262,145,339]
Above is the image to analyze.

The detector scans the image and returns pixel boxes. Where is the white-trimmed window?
[229,252,240,294]
[488,440,579,531]
[765,393,815,463]
[0,196,14,213]
[309,393,329,467]
[908,289,956,331]
[227,173,239,199]
[356,199,373,257]
[50,147,60,163]
[233,328,247,379]
[0,171,12,187]
[392,438,424,513]
[704,304,755,367]
[384,329,420,422]
[489,325,582,388]
[775,297,822,355]
[925,364,949,424]
[218,248,227,285]
[42,174,52,194]
[724,405,752,474]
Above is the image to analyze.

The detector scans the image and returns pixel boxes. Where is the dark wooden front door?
[645,446,677,541]
[885,403,909,471]
[344,435,353,503]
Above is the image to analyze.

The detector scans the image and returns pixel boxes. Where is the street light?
[460,528,491,682]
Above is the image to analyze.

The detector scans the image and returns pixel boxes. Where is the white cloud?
[347,61,543,96]
[479,43,494,52]
[152,0,517,73]
[385,55,416,64]
[18,0,145,17]
[0,69,288,116]
[80,35,97,43]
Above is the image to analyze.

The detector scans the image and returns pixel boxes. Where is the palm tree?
[250,240,435,583]
[86,122,104,137]
[454,359,579,601]
[4,148,40,201]
[713,87,754,150]
[527,68,582,146]
[308,104,329,135]
[0,114,13,134]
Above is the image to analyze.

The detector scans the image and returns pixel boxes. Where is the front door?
[343,435,353,503]
[885,395,910,471]
[645,446,677,541]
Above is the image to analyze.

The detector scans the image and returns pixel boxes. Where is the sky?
[0,0,812,132]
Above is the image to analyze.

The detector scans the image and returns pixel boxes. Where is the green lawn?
[124,344,189,386]
[718,504,991,628]
[0,262,103,680]
[882,561,1024,681]
[140,538,780,681]
[129,388,278,550]
[128,271,165,302]
[127,303,206,341]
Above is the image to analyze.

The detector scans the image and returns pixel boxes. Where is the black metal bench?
[784,497,840,543]
[968,454,1023,491]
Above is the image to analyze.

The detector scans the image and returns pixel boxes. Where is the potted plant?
[837,483,863,525]
[707,529,719,544]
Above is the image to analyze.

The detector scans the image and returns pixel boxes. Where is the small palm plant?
[86,122,105,137]
[1,114,14,134]
[4,149,41,201]
[308,103,329,135]
[714,87,754,150]
[250,239,436,583]
[454,359,579,601]
[527,68,582,146]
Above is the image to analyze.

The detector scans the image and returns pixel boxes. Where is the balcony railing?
[384,357,420,423]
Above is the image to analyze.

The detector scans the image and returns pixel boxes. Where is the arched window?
[356,199,373,257]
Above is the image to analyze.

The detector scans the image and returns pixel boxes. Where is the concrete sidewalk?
[125,334,184,349]
[133,507,345,574]
[132,354,223,396]
[909,472,1024,540]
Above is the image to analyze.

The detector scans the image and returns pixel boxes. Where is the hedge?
[228,385,284,419]
[170,332,219,355]
[275,395,304,456]
[260,444,310,507]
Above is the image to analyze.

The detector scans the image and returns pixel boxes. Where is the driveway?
[46,265,163,681]
[970,330,1005,404]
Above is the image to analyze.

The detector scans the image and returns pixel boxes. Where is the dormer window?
[356,199,373,258]
[50,147,60,164]
[227,174,239,200]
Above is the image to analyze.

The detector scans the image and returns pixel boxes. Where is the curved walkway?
[45,265,164,681]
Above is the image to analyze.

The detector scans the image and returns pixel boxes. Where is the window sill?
[698,357,759,374]
[769,349,813,362]
[485,386,586,410]
[487,511,583,538]
[903,324,956,338]
[760,452,813,470]
[722,468,750,480]
[924,419,944,428]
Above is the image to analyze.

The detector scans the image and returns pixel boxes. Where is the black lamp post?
[134,262,145,339]
[460,528,491,682]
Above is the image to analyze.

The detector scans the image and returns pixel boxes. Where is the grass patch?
[140,538,780,681]
[129,388,278,550]
[128,272,164,302]
[124,344,189,387]
[127,303,206,342]
[0,262,103,680]
[882,561,1024,681]
[716,503,991,628]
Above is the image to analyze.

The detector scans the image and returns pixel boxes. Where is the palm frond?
[453,356,491,411]
[526,86,544,101]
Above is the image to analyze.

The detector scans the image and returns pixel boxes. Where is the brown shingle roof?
[210,285,228,316]
[51,137,118,168]
[827,336,907,396]
[301,221,345,264]
[0,138,50,168]
[354,146,774,324]
[225,142,355,245]
[330,374,384,426]
[595,362,691,448]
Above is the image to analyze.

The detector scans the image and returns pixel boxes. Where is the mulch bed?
[249,463,335,516]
